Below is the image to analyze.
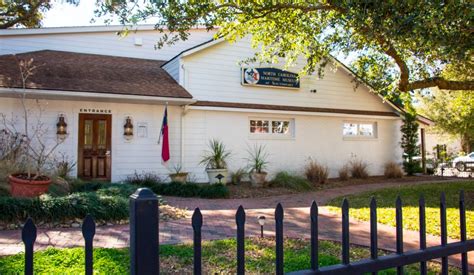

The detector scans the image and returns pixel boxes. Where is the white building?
[0,25,412,182]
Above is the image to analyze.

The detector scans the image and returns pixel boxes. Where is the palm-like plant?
[246,144,269,173]
[200,139,231,169]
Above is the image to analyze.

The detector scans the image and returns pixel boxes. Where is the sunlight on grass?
[326,181,474,239]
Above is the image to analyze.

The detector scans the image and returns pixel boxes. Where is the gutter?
[0,88,196,106]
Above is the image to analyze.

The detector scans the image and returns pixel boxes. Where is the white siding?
[0,97,183,182]
[0,29,215,61]
[162,58,180,82]
[184,109,403,182]
[182,38,394,112]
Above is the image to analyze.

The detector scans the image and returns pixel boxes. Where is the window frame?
[342,121,378,140]
[249,117,295,139]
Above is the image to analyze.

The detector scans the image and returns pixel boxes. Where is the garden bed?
[0,182,187,230]
[0,237,460,274]
[326,181,474,239]
[228,175,448,199]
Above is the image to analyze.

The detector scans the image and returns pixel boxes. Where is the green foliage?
[125,171,163,188]
[245,144,269,173]
[0,192,129,223]
[327,181,474,240]
[400,110,420,175]
[97,1,473,94]
[200,139,231,169]
[270,171,312,191]
[0,238,455,274]
[230,168,248,185]
[151,182,229,199]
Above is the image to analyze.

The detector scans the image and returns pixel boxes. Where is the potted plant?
[3,59,65,197]
[246,144,269,187]
[200,139,231,184]
[169,163,188,183]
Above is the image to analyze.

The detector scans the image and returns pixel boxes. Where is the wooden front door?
[78,114,112,181]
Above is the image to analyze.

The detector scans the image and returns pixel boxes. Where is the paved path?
[0,178,472,271]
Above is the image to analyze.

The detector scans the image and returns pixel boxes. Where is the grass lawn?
[326,181,474,239]
[0,238,459,274]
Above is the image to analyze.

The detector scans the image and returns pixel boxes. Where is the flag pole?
[157,102,169,144]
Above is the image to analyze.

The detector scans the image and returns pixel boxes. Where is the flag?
[159,106,170,162]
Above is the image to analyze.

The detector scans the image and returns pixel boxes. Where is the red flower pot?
[9,174,52,197]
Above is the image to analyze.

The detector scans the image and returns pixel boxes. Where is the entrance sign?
[80,108,112,114]
[242,68,300,89]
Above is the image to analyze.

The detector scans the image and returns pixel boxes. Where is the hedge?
[0,192,129,223]
[150,182,229,199]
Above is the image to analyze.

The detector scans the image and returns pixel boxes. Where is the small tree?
[0,58,65,180]
[400,109,420,175]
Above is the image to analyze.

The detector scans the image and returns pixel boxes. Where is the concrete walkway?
[0,178,472,271]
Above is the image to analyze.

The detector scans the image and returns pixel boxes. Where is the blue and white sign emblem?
[244,68,260,84]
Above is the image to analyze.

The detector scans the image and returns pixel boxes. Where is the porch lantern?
[56,114,68,139]
[124,116,134,140]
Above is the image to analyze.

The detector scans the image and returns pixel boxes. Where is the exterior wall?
[423,128,463,158]
[0,28,215,61]
[183,108,403,182]
[162,57,180,82]
[182,38,394,112]
[0,96,183,182]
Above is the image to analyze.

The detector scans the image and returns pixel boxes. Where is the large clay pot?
[9,174,52,197]
[206,169,228,185]
[250,172,267,188]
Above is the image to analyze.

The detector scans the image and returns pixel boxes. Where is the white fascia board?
[188,105,401,120]
[0,25,209,36]
[0,88,196,106]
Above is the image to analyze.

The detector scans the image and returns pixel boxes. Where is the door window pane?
[97,120,107,149]
[84,120,93,148]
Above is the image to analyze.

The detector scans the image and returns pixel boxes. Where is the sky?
[42,1,117,27]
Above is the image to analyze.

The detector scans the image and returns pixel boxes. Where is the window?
[343,122,377,138]
[250,118,293,137]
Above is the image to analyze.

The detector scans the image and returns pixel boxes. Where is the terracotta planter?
[9,174,52,197]
[206,169,228,185]
[250,172,267,188]
[169,173,188,183]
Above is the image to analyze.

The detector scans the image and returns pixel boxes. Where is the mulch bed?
[227,175,450,199]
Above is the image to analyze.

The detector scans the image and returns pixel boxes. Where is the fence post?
[440,192,448,275]
[342,198,350,265]
[310,201,318,271]
[369,197,378,275]
[275,203,284,275]
[236,205,246,275]
[192,208,203,275]
[459,190,468,275]
[82,215,96,275]
[396,196,404,275]
[129,188,159,275]
[419,196,427,275]
[22,218,37,275]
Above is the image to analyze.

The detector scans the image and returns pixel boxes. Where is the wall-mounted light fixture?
[56,114,68,140]
[124,116,134,140]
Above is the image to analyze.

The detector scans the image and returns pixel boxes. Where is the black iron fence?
[19,188,473,275]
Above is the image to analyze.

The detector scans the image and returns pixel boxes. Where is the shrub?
[230,168,248,185]
[338,165,350,181]
[349,159,369,179]
[270,171,312,191]
[304,160,329,185]
[125,171,163,188]
[70,179,108,193]
[151,182,229,199]
[384,162,404,178]
[0,192,129,223]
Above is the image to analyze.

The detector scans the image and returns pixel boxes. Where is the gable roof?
[0,50,192,99]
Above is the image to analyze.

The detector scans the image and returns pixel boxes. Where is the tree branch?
[407,78,474,91]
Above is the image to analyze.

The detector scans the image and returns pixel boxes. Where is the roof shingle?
[0,50,192,98]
